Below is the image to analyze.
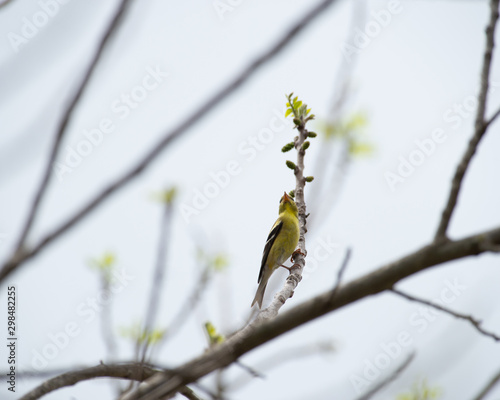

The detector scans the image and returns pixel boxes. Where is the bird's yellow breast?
[268,211,299,269]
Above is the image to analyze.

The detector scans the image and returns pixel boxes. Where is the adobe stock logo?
[383,81,500,192]
[179,109,293,223]
[302,236,340,280]
[31,268,134,370]
[350,331,413,393]
[212,0,243,21]
[52,64,168,182]
[7,0,72,53]
[340,0,403,63]
[384,129,447,191]
[350,278,466,394]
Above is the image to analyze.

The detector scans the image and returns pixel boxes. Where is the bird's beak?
[283,191,290,202]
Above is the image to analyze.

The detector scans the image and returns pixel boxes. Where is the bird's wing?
[258,219,283,283]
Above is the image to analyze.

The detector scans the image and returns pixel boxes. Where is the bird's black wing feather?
[257,221,283,283]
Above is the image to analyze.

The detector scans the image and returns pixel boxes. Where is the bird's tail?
[251,268,272,308]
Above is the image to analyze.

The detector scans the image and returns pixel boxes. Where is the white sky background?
[1,0,500,399]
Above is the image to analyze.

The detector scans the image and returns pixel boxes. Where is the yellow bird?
[252,192,300,308]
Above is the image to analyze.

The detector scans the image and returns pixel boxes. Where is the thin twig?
[233,361,265,380]
[214,368,226,400]
[485,105,500,127]
[434,0,499,240]
[472,368,500,400]
[140,202,174,363]
[178,386,206,400]
[227,340,334,391]
[11,0,133,258]
[100,278,118,362]
[329,247,352,302]
[328,0,365,117]
[307,1,365,230]
[354,352,415,400]
[189,382,219,400]
[309,142,351,231]
[390,288,500,342]
[162,264,212,342]
[0,0,342,284]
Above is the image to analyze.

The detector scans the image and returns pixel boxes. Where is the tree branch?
[1,366,89,380]
[434,0,499,240]
[17,363,206,400]
[19,363,159,400]
[390,288,500,342]
[120,226,500,400]
[10,0,133,263]
[0,0,341,283]
[472,368,500,400]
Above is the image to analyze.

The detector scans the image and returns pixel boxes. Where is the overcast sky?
[1,0,500,399]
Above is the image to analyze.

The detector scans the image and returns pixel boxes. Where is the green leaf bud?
[281,142,295,153]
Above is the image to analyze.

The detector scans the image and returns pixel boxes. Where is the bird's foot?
[279,263,301,274]
[291,249,305,262]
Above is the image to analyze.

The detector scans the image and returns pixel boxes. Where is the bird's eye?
[279,196,283,203]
